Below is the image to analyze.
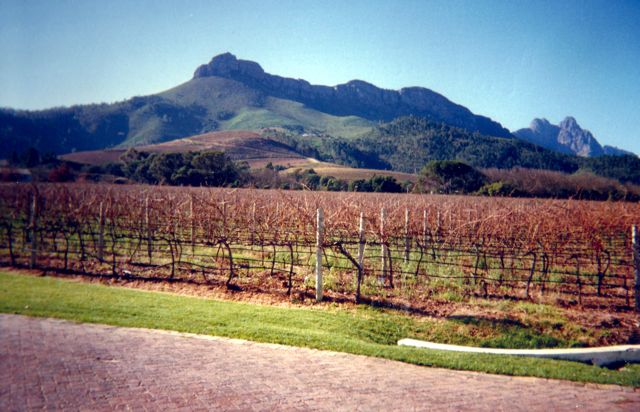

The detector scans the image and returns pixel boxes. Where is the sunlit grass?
[1,271,638,387]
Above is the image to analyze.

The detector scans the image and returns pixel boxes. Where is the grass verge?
[1,271,638,387]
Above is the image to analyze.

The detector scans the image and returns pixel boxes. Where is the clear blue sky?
[1,0,639,153]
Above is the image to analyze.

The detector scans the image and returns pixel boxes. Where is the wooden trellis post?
[190,195,195,256]
[145,196,152,263]
[316,208,324,302]
[222,200,228,239]
[633,225,640,313]
[97,202,104,261]
[404,208,410,263]
[422,209,428,245]
[29,193,38,269]
[355,211,366,303]
[251,202,256,244]
[357,212,365,269]
[380,208,387,283]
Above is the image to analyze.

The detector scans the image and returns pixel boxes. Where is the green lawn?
[1,271,638,386]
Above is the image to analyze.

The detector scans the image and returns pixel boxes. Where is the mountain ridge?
[192,53,512,138]
[1,51,636,177]
[0,52,513,158]
[514,117,635,158]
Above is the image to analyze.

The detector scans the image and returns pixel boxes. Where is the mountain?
[4,52,639,185]
[513,117,635,158]
[0,52,512,158]
[56,113,640,186]
[0,95,207,158]
[603,145,636,157]
[344,116,640,185]
[192,53,512,138]
[349,116,579,174]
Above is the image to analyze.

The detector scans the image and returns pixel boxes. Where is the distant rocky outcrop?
[603,145,636,157]
[194,53,512,138]
[514,117,634,157]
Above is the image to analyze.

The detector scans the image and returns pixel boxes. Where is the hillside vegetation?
[0,52,510,158]
[267,116,640,186]
[2,53,638,190]
[352,116,577,173]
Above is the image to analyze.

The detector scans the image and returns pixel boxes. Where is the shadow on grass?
[447,314,565,349]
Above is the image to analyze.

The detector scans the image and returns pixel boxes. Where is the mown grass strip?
[0,271,638,387]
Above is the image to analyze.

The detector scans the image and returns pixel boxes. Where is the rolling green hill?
[0,76,375,157]
[221,98,374,139]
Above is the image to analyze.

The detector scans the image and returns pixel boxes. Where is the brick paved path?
[1,314,638,411]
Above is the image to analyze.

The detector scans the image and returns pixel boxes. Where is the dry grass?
[60,130,306,166]
[284,164,417,182]
[483,167,640,199]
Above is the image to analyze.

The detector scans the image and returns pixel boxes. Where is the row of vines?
[0,183,638,310]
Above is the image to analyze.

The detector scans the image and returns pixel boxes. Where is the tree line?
[4,145,639,200]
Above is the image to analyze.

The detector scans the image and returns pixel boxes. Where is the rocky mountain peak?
[559,116,579,130]
[194,52,266,80]
[529,118,556,135]
[515,116,605,157]
[343,79,378,90]
[189,52,513,138]
[556,117,601,157]
[530,118,551,128]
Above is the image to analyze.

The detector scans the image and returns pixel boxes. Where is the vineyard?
[1,183,639,312]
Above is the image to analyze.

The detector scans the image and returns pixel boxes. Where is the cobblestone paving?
[1,314,639,411]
